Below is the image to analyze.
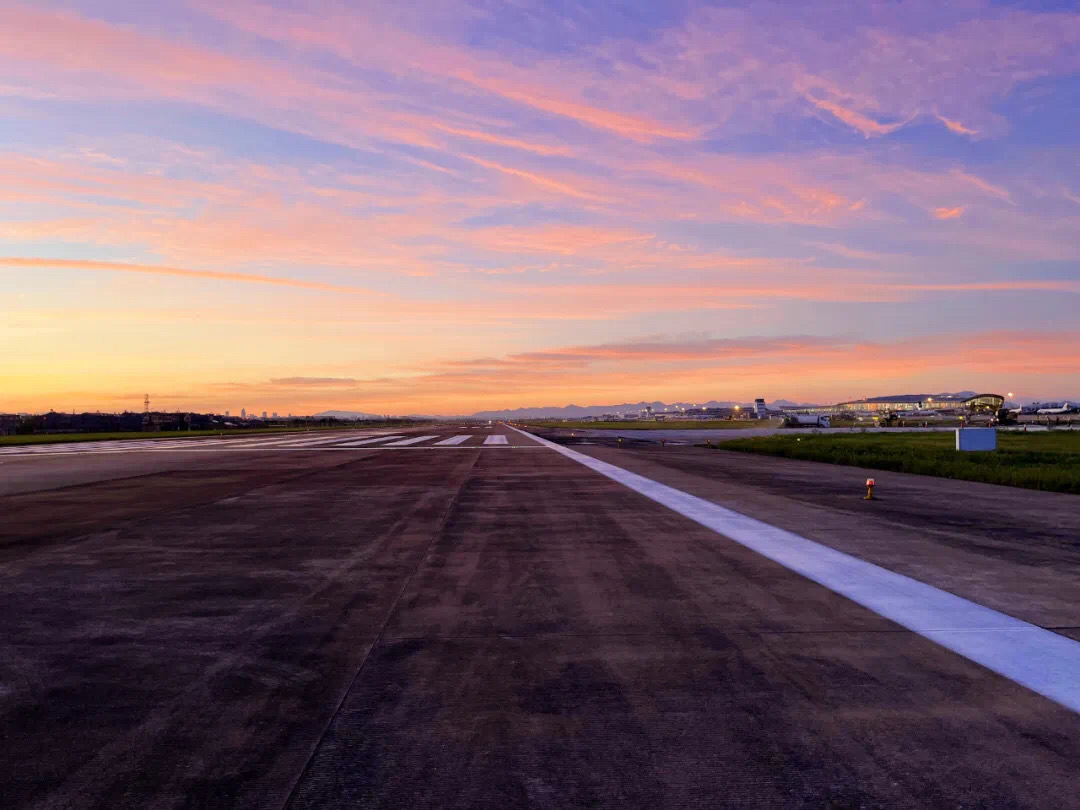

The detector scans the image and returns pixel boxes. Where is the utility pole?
[144,394,150,414]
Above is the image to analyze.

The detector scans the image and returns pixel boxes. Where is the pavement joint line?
[278,445,484,810]
[511,425,1080,715]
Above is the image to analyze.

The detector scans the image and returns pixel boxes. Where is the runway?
[3,423,1079,808]
[0,425,531,457]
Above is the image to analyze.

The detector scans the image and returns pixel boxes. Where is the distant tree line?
[0,411,421,436]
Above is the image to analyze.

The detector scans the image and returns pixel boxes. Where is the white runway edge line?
[511,426,1080,714]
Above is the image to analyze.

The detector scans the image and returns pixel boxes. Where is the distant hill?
[868,391,977,401]
[312,410,388,420]
[469,392,1003,419]
[320,391,1027,422]
[470,400,744,420]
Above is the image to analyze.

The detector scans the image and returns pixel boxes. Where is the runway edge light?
[865,478,875,500]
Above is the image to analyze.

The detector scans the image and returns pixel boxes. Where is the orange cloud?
[9,327,1075,416]
[228,329,1078,415]
[932,206,966,220]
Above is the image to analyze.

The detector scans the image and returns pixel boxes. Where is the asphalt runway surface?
[3,424,1080,808]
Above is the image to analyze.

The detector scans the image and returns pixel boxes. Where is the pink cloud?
[457,155,603,201]
[937,114,979,137]
[430,124,573,157]
[891,280,1080,294]
[805,96,913,138]
[189,0,698,144]
[450,69,697,142]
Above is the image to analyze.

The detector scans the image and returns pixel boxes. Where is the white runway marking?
[511,426,1080,715]
[382,435,437,447]
[0,432,544,457]
[435,435,471,446]
[240,434,357,447]
[0,432,401,456]
[334,435,404,447]
[0,439,191,455]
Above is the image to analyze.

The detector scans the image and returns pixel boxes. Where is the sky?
[2,0,1078,416]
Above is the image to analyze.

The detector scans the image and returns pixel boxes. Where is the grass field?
[528,419,778,431]
[714,431,1080,494]
[0,423,415,447]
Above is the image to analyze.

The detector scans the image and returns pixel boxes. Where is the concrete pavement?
[3,424,1079,808]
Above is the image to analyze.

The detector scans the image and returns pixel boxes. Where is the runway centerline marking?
[435,435,471,446]
[510,426,1080,715]
[483,434,508,445]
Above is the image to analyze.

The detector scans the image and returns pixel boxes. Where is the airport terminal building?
[787,393,1005,415]
[834,394,1004,413]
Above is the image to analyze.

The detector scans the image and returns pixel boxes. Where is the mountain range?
[468,393,995,420]
[312,410,392,420]
[318,392,1064,421]
[469,400,750,420]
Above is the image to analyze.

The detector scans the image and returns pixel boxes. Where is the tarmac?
[2,424,1079,808]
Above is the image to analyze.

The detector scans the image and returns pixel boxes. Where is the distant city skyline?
[10,391,1078,422]
[2,1,1077,415]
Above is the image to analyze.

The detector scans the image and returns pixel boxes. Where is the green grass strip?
[713,431,1080,494]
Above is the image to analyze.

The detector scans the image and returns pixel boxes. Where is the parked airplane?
[1036,402,1073,415]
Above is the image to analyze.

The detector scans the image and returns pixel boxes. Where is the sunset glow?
[3,1,1078,414]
